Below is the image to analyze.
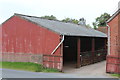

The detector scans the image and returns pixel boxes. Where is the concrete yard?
[63,61,114,78]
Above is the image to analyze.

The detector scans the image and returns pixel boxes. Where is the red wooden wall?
[2,16,61,55]
[1,16,63,70]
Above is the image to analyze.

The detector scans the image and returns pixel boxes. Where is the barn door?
[43,54,63,71]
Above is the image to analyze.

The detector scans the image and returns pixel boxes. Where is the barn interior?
[63,36,107,70]
[63,36,77,67]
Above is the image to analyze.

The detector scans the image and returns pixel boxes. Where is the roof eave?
[63,34,107,38]
[107,9,120,23]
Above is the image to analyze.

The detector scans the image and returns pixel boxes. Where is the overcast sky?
[0,0,120,27]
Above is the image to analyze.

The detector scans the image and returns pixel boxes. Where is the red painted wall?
[108,15,119,56]
[107,13,120,74]
[118,13,120,56]
[1,15,64,70]
[2,15,62,57]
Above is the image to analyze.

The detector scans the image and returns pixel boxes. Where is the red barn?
[1,13,107,71]
[107,9,120,74]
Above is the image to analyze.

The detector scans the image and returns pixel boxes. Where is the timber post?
[92,38,95,63]
[76,37,81,68]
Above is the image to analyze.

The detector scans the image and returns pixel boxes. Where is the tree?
[71,19,79,24]
[41,15,57,20]
[61,18,79,24]
[92,22,97,29]
[93,13,111,29]
[86,24,92,28]
[62,18,71,23]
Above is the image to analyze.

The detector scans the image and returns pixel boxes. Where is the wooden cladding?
[43,54,63,71]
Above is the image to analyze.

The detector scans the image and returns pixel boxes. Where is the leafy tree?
[71,19,79,24]
[92,22,97,29]
[86,24,92,28]
[62,18,71,23]
[93,13,111,29]
[41,15,57,20]
[62,18,79,24]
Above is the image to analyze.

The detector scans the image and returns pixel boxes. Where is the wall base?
[106,55,120,74]
[43,54,63,71]
[1,52,43,64]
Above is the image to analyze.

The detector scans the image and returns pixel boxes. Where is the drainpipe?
[51,35,64,55]
[107,24,110,55]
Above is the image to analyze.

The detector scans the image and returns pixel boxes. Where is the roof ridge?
[14,13,42,19]
[14,13,103,32]
[14,13,89,27]
[2,13,107,37]
[14,13,66,23]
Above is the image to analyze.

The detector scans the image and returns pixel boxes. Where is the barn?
[107,9,120,74]
[1,13,107,71]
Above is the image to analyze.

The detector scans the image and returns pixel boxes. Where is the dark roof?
[15,13,107,37]
[107,9,120,22]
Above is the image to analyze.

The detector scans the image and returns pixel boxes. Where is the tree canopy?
[86,24,92,28]
[61,18,79,24]
[93,13,111,29]
[40,15,57,20]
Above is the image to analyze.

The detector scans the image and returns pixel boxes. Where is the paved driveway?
[63,61,113,78]
[1,68,81,78]
[0,61,115,78]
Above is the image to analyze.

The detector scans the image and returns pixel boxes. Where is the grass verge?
[111,74,120,78]
[0,62,59,72]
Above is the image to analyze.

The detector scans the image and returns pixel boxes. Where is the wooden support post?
[61,43,63,71]
[92,38,95,63]
[104,38,107,50]
[76,38,80,68]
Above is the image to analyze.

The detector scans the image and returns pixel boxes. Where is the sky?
[0,0,120,27]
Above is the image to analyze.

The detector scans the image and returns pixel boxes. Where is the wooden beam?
[92,38,95,63]
[92,38,95,52]
[104,38,107,49]
[76,38,81,68]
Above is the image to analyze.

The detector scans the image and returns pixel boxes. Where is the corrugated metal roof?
[15,13,107,37]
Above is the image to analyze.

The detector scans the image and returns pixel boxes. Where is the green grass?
[0,62,59,72]
[111,74,120,78]
[0,62,1,70]
[42,68,59,72]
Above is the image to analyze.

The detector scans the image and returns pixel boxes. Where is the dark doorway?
[81,37,92,52]
[63,36,77,68]
[80,37,93,66]
[80,37,107,66]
